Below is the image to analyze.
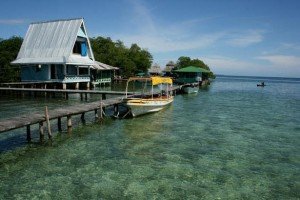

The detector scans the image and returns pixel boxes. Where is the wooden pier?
[0,87,130,100]
[0,85,182,142]
[0,96,124,142]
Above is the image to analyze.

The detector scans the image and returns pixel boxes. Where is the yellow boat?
[124,77,174,117]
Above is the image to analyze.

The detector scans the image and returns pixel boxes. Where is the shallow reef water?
[0,76,299,199]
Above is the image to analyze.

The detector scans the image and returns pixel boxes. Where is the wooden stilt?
[67,115,72,133]
[102,93,106,100]
[80,93,83,100]
[22,85,25,97]
[114,104,119,117]
[30,85,33,97]
[63,83,67,99]
[26,125,31,142]
[39,122,44,142]
[58,117,62,132]
[45,106,52,139]
[95,109,98,118]
[98,102,105,121]
[85,93,87,101]
[100,103,103,120]
[81,113,86,124]
[44,84,47,97]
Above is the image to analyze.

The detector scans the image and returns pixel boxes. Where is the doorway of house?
[51,64,56,79]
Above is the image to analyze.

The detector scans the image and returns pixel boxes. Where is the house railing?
[94,78,111,83]
[63,75,90,83]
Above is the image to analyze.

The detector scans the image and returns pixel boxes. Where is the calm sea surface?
[0,76,299,199]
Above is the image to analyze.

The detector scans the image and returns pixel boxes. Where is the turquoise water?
[0,76,299,199]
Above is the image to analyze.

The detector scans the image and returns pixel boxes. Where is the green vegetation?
[0,37,23,82]
[0,37,215,83]
[175,56,215,78]
[90,37,153,78]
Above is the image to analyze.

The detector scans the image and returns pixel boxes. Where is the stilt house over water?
[11,18,117,89]
[174,66,211,85]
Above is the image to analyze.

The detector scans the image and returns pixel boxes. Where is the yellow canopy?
[127,77,173,85]
[151,77,173,85]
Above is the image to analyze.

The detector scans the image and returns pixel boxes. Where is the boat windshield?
[125,77,173,98]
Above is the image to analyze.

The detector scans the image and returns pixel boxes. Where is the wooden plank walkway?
[0,84,183,138]
[0,97,123,133]
[0,87,129,95]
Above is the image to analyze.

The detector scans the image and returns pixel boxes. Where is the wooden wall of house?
[21,64,66,81]
[21,65,50,81]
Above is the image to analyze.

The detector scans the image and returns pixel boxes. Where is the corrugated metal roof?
[12,18,94,65]
[93,61,119,70]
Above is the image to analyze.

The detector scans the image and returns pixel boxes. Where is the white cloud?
[111,0,225,53]
[119,32,224,53]
[279,43,300,51]
[226,30,264,47]
[257,55,300,67]
[203,56,254,75]
[0,19,26,25]
[203,55,300,77]
[114,0,266,54]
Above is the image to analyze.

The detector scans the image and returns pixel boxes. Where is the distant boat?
[257,81,266,87]
[123,77,174,117]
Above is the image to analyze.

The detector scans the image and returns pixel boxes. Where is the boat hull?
[124,97,174,117]
[183,86,198,94]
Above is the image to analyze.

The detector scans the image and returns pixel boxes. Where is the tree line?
[90,37,152,78]
[0,36,214,82]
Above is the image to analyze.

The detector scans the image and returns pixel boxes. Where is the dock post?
[81,113,86,124]
[94,109,98,118]
[39,122,44,142]
[30,85,33,97]
[26,125,31,142]
[80,93,83,101]
[99,102,103,121]
[85,93,88,101]
[45,106,52,139]
[67,115,72,133]
[44,84,47,98]
[114,104,119,117]
[63,83,68,99]
[58,117,62,132]
[100,103,103,119]
[22,85,25,98]
[101,95,106,114]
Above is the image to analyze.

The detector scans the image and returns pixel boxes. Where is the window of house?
[79,67,88,75]
[73,41,88,56]
[73,41,82,54]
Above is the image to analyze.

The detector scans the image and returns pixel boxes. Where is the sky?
[1,0,300,78]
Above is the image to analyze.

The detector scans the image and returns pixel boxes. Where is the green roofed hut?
[174,66,210,85]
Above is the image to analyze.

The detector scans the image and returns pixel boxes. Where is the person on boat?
[257,81,265,86]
